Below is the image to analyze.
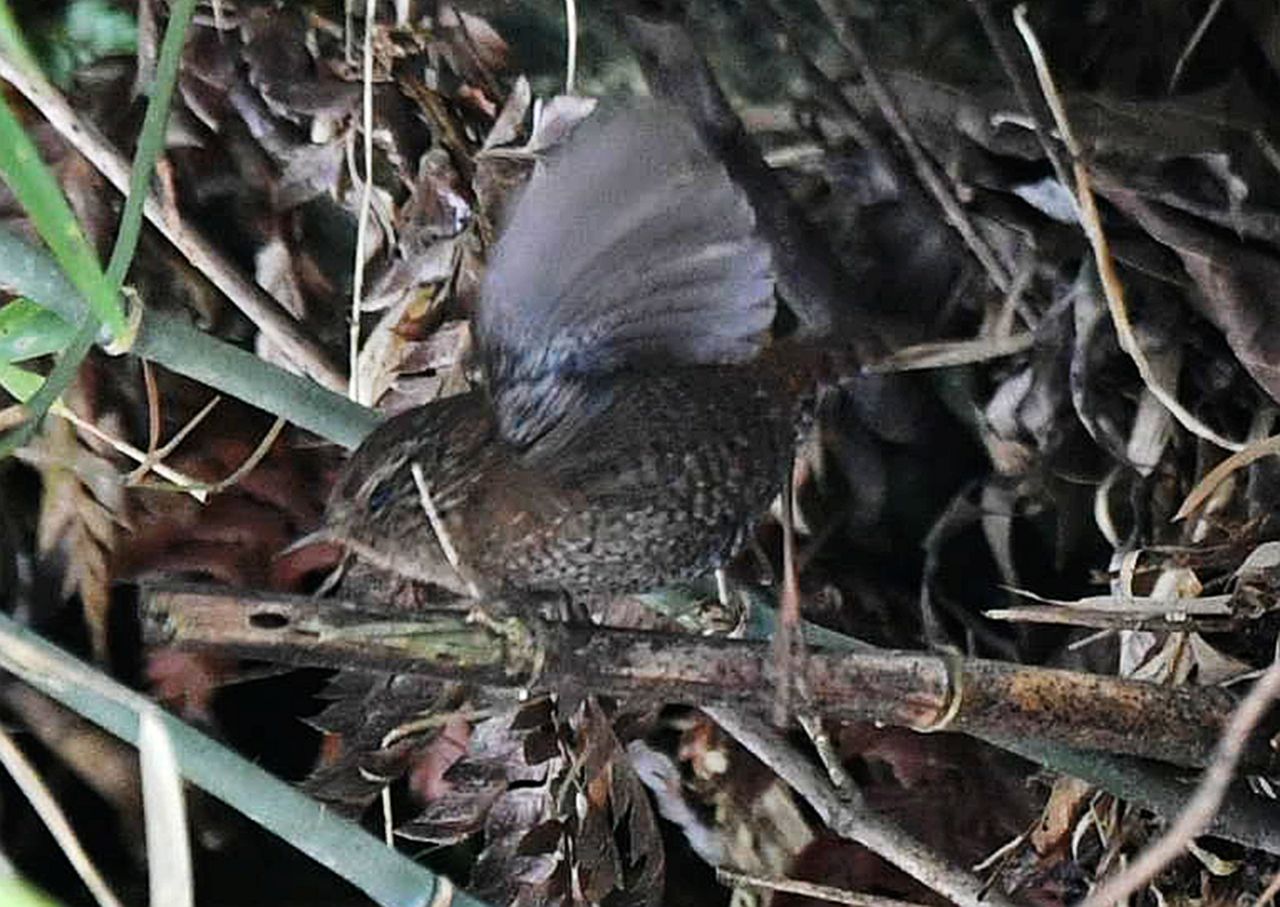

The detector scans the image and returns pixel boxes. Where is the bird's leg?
[771,454,807,726]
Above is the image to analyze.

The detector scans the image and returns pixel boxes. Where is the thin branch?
[198,417,286,494]
[50,399,208,500]
[799,713,855,792]
[772,453,802,723]
[866,334,1035,373]
[0,56,347,392]
[717,866,933,907]
[966,0,1073,195]
[1168,0,1228,93]
[1079,656,1280,907]
[707,708,1015,907]
[350,0,376,403]
[1175,433,1280,519]
[124,394,221,487]
[564,0,578,94]
[1011,5,1243,452]
[810,0,1012,292]
[410,462,479,597]
[0,724,125,907]
[132,359,163,476]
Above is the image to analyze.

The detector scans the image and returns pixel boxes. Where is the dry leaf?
[35,417,121,661]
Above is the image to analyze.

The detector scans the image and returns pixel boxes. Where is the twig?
[198,417,286,494]
[0,55,347,391]
[138,359,162,470]
[1169,0,1228,93]
[799,713,854,791]
[124,394,221,487]
[717,866,932,907]
[866,333,1034,373]
[0,724,125,907]
[966,0,1073,195]
[811,0,1012,293]
[1011,5,1243,453]
[1079,655,1280,907]
[381,786,394,848]
[706,708,1014,907]
[564,0,578,94]
[983,606,1234,633]
[350,0,376,403]
[50,399,208,500]
[410,462,479,597]
[771,454,802,724]
[1175,433,1280,519]
[986,588,1234,621]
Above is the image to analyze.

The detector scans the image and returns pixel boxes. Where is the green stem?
[0,315,97,458]
[134,311,379,449]
[0,612,491,907]
[0,226,379,449]
[103,0,198,289]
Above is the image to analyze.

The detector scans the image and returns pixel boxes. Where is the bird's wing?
[474,103,774,458]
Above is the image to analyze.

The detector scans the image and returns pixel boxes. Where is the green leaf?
[4,0,137,87]
[0,0,43,76]
[0,298,74,362]
[56,0,137,83]
[0,0,191,458]
[103,0,196,287]
[0,360,43,402]
[0,876,66,907]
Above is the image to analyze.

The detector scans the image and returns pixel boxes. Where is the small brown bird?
[326,105,808,603]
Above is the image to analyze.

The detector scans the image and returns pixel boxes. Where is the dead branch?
[1079,656,1280,907]
[0,56,346,391]
[141,584,1277,772]
[707,707,1016,907]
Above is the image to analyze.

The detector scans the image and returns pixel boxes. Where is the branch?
[0,53,346,391]
[141,584,1277,772]
[0,227,379,449]
[708,707,1017,907]
[1079,657,1280,907]
[0,611,486,907]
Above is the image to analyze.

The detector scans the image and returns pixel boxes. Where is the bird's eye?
[367,479,395,513]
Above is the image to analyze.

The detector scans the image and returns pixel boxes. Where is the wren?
[326,105,809,602]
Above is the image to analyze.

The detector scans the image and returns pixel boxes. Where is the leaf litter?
[6,1,1280,905]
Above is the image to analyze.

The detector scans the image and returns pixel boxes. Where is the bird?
[325,104,815,606]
